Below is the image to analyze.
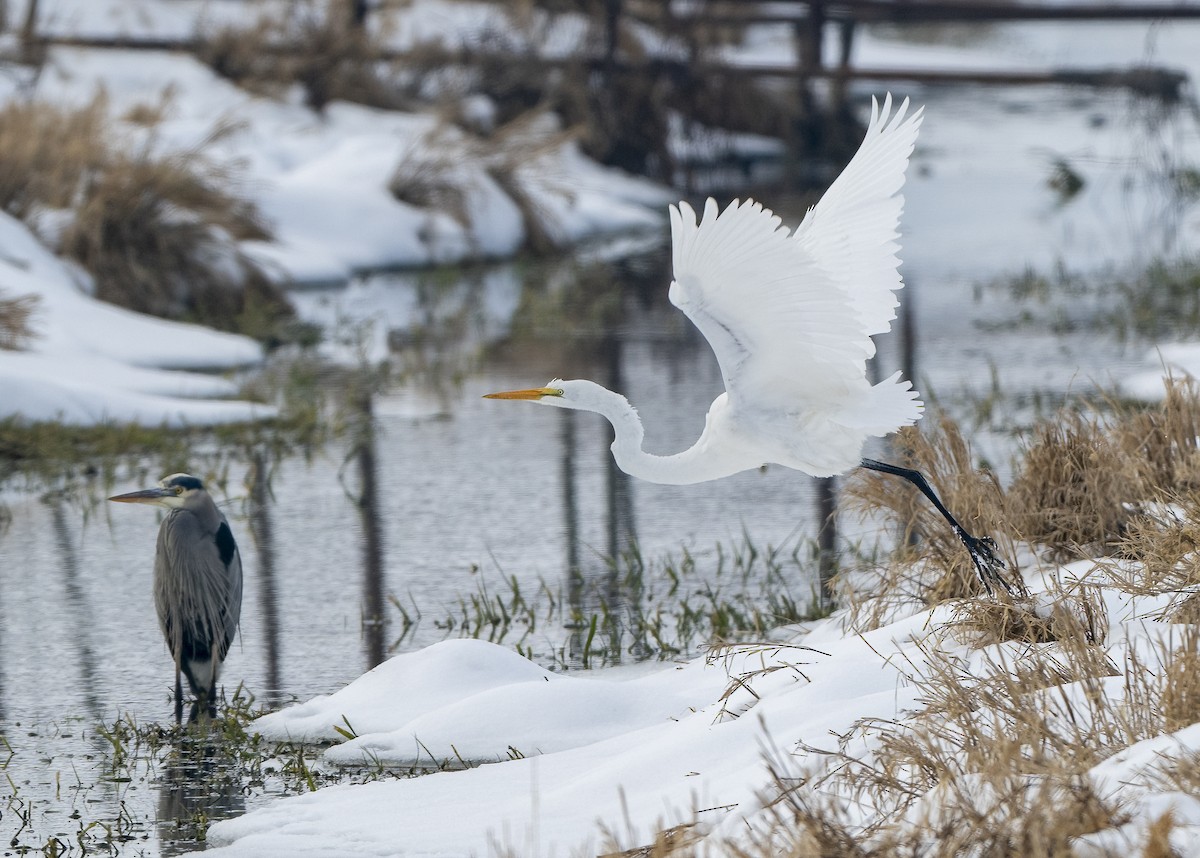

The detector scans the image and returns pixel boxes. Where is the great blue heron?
[486,95,1011,593]
[109,473,243,723]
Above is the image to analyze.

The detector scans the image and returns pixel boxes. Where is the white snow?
[200,565,1200,856]
[0,212,272,425]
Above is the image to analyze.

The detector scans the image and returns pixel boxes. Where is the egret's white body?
[493,94,923,481]
[488,95,1013,594]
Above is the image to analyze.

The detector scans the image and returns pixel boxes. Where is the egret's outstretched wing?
[668,94,922,412]
[794,94,923,348]
[669,198,863,410]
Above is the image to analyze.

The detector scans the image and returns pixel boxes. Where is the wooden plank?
[634,0,1200,24]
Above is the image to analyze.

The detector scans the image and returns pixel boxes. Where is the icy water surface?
[4,70,1200,851]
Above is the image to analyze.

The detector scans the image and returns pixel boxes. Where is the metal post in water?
[355,387,387,669]
[816,476,838,610]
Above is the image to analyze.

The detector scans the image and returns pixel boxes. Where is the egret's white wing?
[669,197,866,410]
[668,95,922,414]
[794,93,923,348]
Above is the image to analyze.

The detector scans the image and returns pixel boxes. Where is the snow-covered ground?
[0,212,273,424]
[199,563,1200,856]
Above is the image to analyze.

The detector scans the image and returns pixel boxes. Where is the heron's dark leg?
[859,458,1016,595]
[174,663,183,725]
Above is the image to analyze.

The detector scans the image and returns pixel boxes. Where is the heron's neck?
[585,387,743,485]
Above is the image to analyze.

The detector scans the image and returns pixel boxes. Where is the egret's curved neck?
[580,386,743,486]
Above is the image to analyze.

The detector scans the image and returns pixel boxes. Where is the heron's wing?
[668,95,922,411]
[215,519,243,660]
[157,510,242,662]
[793,94,923,348]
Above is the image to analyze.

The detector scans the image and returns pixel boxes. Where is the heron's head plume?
[108,473,206,509]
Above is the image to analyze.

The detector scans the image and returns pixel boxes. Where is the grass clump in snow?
[0,96,292,339]
[390,109,581,255]
[0,288,38,349]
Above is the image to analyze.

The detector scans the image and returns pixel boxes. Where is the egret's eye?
[552,388,564,396]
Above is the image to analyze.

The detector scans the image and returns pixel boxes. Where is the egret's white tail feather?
[835,371,923,435]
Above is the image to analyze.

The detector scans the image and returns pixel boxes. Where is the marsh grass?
[992,256,1200,342]
[673,386,1200,856]
[839,414,1009,630]
[421,535,822,669]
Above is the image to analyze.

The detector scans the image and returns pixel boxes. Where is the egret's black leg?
[859,458,1015,596]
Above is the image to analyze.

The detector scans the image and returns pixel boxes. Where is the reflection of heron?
[109,474,243,723]
[487,95,1011,594]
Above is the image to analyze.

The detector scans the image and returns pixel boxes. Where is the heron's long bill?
[483,387,562,401]
[108,487,172,503]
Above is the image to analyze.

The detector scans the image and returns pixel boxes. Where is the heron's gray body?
[154,501,242,718]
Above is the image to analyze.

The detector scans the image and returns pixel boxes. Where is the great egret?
[109,473,243,723]
[486,94,1010,594]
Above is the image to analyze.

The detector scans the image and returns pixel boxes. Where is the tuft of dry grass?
[1007,410,1139,560]
[718,616,1200,857]
[0,96,291,337]
[952,580,1109,647]
[390,109,581,255]
[0,290,39,350]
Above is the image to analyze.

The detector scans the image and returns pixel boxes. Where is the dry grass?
[389,109,581,255]
[842,382,1200,633]
[0,290,39,350]
[197,0,404,112]
[1007,410,1140,559]
[710,387,1200,857]
[0,96,291,337]
[730,624,1200,856]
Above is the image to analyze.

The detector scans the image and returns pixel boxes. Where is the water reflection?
[155,735,247,856]
[49,494,105,724]
[247,453,283,705]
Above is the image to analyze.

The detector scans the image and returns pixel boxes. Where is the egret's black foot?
[954,527,1019,597]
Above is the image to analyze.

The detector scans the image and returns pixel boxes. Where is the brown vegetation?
[0,96,291,338]
[0,290,39,350]
[712,382,1200,857]
[197,0,405,112]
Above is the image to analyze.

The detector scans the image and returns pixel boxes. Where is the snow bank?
[204,566,1200,857]
[252,638,730,764]
[0,213,271,426]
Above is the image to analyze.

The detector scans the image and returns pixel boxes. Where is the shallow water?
[3,65,1200,851]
